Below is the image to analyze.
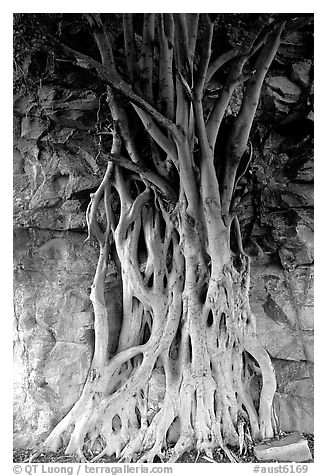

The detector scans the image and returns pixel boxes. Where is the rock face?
[14,229,96,447]
[254,433,312,462]
[244,32,314,433]
[13,75,122,448]
[13,228,122,448]
[13,21,313,448]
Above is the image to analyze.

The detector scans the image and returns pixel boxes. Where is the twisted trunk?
[29,12,288,463]
[34,171,276,462]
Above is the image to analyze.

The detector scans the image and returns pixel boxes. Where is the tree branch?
[123,14,137,83]
[86,161,114,246]
[232,215,246,255]
[85,129,121,244]
[221,22,285,218]
[104,153,177,201]
[238,15,273,56]
[193,96,229,270]
[132,105,178,163]
[127,190,152,225]
[84,18,145,167]
[232,141,253,196]
[84,14,116,71]
[205,16,274,89]
[186,14,199,71]
[106,87,145,166]
[235,22,285,150]
[282,15,313,38]
[51,37,181,140]
[138,14,155,101]
[194,14,214,100]
[158,14,175,121]
[206,57,247,149]
[173,15,192,134]
[173,14,189,76]
[205,48,239,87]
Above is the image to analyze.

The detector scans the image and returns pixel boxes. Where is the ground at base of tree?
[13,433,314,464]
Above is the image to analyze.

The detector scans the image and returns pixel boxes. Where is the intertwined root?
[32,170,277,463]
[33,271,276,463]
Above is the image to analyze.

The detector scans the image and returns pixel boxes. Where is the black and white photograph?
[11,5,316,473]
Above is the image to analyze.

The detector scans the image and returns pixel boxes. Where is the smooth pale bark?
[32,192,276,463]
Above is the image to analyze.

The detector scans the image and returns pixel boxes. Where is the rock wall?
[13,29,313,447]
[245,31,314,434]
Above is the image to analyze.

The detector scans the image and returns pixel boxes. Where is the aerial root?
[30,329,276,463]
[244,337,276,439]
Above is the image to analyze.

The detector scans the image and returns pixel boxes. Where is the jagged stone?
[276,32,312,64]
[278,183,314,209]
[39,87,99,130]
[13,136,106,230]
[250,262,313,361]
[13,229,120,447]
[265,76,302,116]
[266,76,302,102]
[285,155,314,184]
[274,394,313,434]
[254,433,312,462]
[21,115,48,140]
[269,211,314,272]
[291,60,313,89]
[272,360,314,434]
[273,359,313,387]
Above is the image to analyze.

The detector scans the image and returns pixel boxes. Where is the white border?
[3,4,325,475]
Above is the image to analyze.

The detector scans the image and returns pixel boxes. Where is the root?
[33,278,277,462]
[34,326,276,462]
[244,337,276,439]
[33,180,277,462]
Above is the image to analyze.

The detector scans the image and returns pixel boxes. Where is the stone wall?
[245,31,314,434]
[13,29,313,447]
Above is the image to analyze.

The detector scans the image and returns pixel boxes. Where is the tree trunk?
[28,12,288,463]
[34,184,276,463]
